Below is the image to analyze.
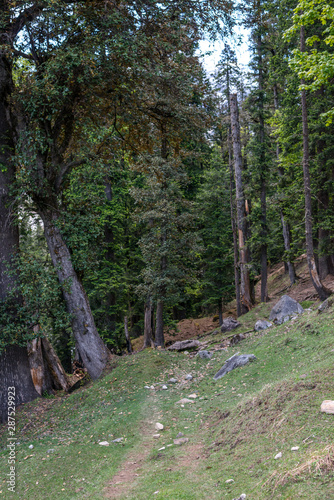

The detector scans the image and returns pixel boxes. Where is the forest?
[1,0,334,413]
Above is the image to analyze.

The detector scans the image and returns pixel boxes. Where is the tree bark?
[300,26,331,301]
[39,208,109,379]
[124,316,132,353]
[41,336,70,391]
[228,130,241,316]
[0,345,40,423]
[155,300,164,347]
[230,93,253,314]
[143,298,154,348]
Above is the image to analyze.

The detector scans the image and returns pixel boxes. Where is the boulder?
[269,295,304,325]
[213,353,256,380]
[197,350,212,360]
[221,317,241,333]
[320,400,334,414]
[318,297,334,314]
[230,333,246,345]
[167,340,203,351]
[254,320,272,331]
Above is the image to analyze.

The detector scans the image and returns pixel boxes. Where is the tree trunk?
[155,300,164,347]
[104,180,117,337]
[230,93,253,314]
[228,130,241,316]
[124,316,132,353]
[27,337,52,396]
[273,83,297,285]
[143,298,154,348]
[0,56,19,302]
[0,345,40,423]
[280,210,297,284]
[0,47,41,418]
[300,26,331,301]
[39,208,109,379]
[41,337,70,391]
[218,301,223,325]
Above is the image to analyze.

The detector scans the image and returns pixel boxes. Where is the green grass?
[1,303,334,499]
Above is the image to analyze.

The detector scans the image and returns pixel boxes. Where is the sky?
[199,26,251,78]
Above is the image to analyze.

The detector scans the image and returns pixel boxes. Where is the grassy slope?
[1,302,334,499]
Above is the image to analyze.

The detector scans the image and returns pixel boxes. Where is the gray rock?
[318,297,334,314]
[168,340,203,351]
[213,353,256,380]
[233,495,246,500]
[221,317,241,333]
[197,350,212,360]
[162,385,168,390]
[274,452,282,459]
[185,374,193,380]
[230,333,246,345]
[254,320,272,331]
[28,444,34,449]
[225,479,234,484]
[169,378,178,384]
[176,432,184,438]
[269,295,304,325]
[112,437,123,443]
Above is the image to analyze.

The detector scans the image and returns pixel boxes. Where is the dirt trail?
[103,390,205,499]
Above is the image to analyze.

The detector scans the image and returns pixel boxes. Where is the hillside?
[1,261,334,499]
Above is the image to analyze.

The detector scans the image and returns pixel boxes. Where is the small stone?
[155,422,164,431]
[274,452,282,459]
[169,378,178,384]
[291,446,299,451]
[176,398,194,404]
[150,386,155,390]
[185,374,193,380]
[158,447,165,451]
[188,393,197,399]
[144,386,151,389]
[321,400,334,414]
[254,320,272,331]
[112,437,123,443]
[162,385,168,390]
[176,432,184,438]
[98,441,109,446]
[153,434,161,439]
[225,479,234,484]
[153,491,160,495]
[197,350,212,360]
[167,444,173,447]
[184,351,189,355]
[173,437,189,445]
[233,495,246,500]
[29,444,34,449]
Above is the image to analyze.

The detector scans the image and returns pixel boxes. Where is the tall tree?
[230,93,253,314]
